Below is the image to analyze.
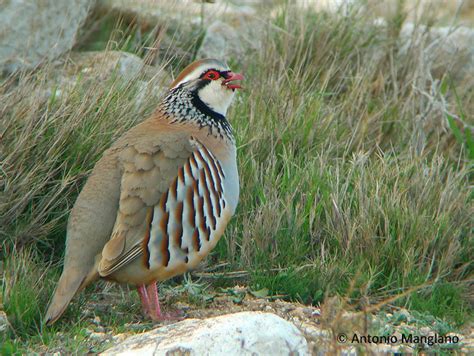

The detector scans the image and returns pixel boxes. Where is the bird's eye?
[203,70,220,80]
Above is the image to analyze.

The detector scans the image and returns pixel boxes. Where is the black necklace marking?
[161,85,234,141]
[191,88,225,121]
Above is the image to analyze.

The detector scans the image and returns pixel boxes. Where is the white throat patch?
[198,80,235,116]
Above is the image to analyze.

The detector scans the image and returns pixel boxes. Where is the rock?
[366,0,474,25]
[97,0,256,27]
[55,51,148,83]
[195,3,262,60]
[293,0,474,24]
[368,20,473,91]
[87,331,110,342]
[420,326,432,336]
[0,311,11,334]
[459,329,474,354]
[96,0,204,65]
[98,0,200,27]
[196,21,243,61]
[112,333,131,343]
[195,8,264,61]
[292,0,358,14]
[44,50,170,106]
[399,24,474,81]
[102,312,310,355]
[0,0,93,73]
[92,316,102,325]
[97,0,262,62]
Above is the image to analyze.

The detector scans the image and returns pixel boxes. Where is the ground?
[28,277,473,355]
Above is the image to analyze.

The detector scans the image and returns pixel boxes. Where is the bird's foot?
[148,308,184,322]
[138,282,185,322]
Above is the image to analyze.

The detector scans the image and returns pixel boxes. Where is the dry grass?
[216,4,472,315]
[0,60,162,253]
[0,1,472,352]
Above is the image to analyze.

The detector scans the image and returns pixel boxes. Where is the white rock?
[196,4,262,60]
[98,0,262,62]
[88,331,109,342]
[98,0,256,25]
[400,24,474,81]
[294,0,358,13]
[63,51,147,81]
[102,312,310,356]
[0,0,93,73]
[369,20,473,83]
[112,333,131,343]
[45,51,170,106]
[97,0,198,31]
[366,0,474,24]
[197,21,244,61]
[295,0,474,24]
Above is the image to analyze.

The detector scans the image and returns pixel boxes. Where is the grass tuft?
[1,249,58,350]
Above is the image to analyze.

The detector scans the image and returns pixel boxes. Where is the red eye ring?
[203,70,220,81]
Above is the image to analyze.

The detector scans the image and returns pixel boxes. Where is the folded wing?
[98,137,230,278]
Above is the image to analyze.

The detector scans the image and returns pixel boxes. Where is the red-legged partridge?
[45,59,243,324]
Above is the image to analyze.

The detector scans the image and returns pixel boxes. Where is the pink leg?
[146,282,162,319]
[142,281,183,321]
[137,284,151,316]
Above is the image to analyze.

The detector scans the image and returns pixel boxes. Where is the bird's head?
[169,58,244,116]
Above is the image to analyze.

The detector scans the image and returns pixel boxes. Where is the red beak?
[222,72,244,90]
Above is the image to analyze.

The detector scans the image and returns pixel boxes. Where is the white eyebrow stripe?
[172,64,229,88]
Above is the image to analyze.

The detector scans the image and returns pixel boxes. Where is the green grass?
[408,282,471,325]
[1,1,473,352]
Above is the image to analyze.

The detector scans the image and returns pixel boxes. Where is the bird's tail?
[44,265,99,325]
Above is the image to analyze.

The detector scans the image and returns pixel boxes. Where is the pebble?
[88,331,109,342]
[420,326,433,335]
[312,309,321,317]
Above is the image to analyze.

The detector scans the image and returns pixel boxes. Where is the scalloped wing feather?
[98,134,196,276]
